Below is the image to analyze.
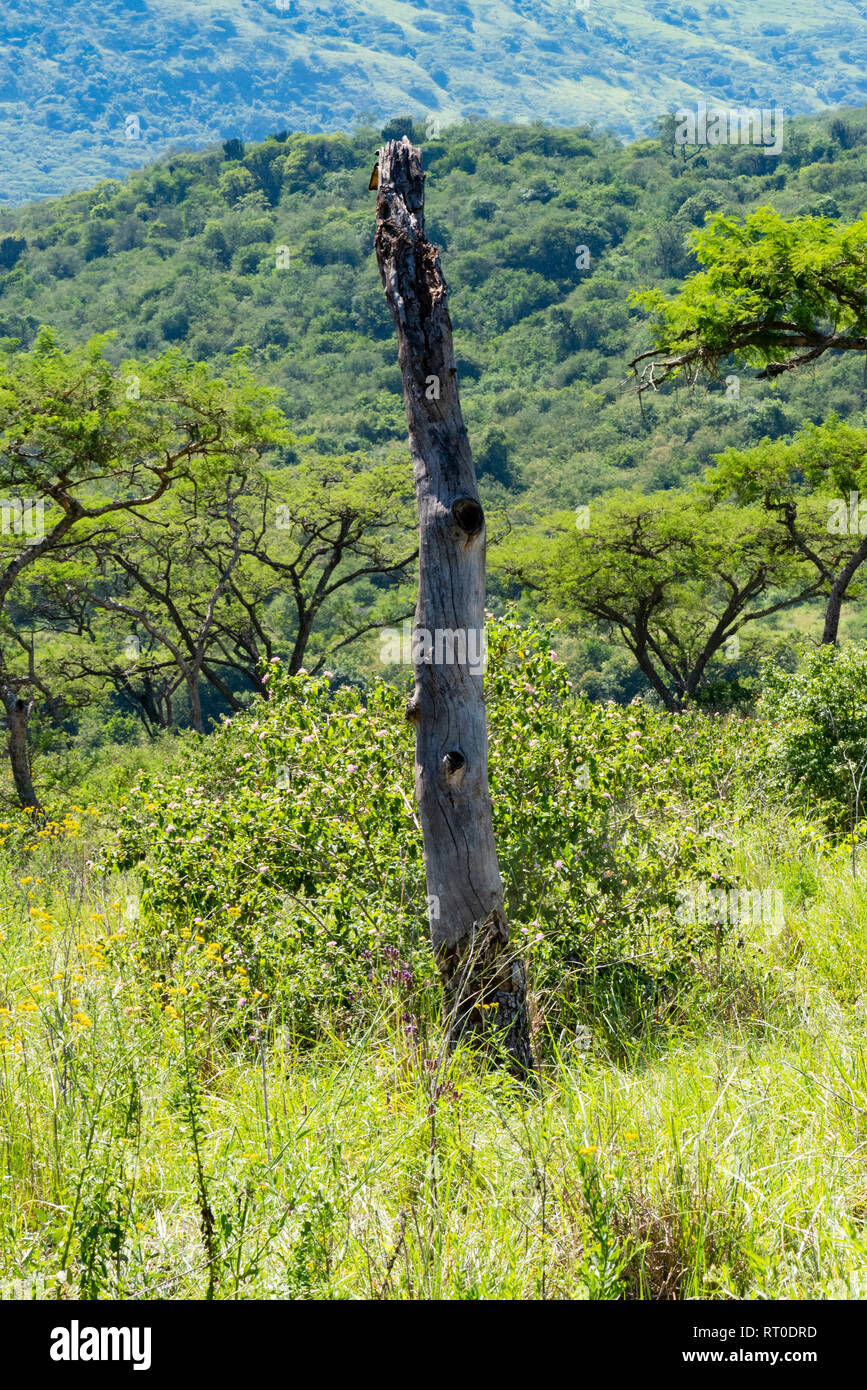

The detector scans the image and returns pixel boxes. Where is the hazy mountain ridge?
[2,0,867,203]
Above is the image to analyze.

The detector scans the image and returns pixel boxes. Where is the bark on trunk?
[186,670,204,734]
[288,616,314,676]
[374,137,533,1076]
[822,584,844,646]
[2,688,41,813]
[822,536,867,644]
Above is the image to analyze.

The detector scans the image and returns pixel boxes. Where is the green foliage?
[632,207,867,383]
[485,617,742,1034]
[709,413,867,510]
[6,111,867,700]
[759,642,867,831]
[0,330,292,777]
[3,112,867,528]
[2,60,867,1305]
[0,329,288,514]
[0,234,26,269]
[495,490,809,709]
[105,615,740,1044]
[3,715,867,1299]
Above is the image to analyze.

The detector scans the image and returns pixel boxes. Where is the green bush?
[759,642,867,832]
[105,616,739,1045]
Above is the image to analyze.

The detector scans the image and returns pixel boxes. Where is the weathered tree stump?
[374,137,534,1076]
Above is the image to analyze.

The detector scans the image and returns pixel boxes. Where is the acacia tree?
[630,207,867,391]
[374,137,533,1073]
[55,468,257,735]
[707,417,867,645]
[497,491,820,710]
[0,329,286,807]
[27,452,418,741]
[205,456,418,689]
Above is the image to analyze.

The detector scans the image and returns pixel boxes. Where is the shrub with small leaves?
[105,615,740,1043]
[758,642,867,833]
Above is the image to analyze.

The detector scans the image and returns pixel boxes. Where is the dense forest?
[1,102,867,1308]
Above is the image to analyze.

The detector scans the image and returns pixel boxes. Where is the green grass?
[1,804,865,1300]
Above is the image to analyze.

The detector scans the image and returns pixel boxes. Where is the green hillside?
[2,107,867,714]
[2,107,866,521]
[2,0,867,203]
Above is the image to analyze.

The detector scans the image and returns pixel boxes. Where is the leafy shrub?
[105,617,740,1044]
[485,616,741,1026]
[759,642,867,832]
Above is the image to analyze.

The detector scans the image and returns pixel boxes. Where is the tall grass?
[1,804,865,1300]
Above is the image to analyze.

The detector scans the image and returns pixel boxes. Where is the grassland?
[1,785,865,1300]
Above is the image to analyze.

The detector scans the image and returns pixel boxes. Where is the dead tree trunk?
[374,137,533,1075]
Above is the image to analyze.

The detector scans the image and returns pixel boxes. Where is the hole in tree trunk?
[443,749,466,783]
[451,496,484,536]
